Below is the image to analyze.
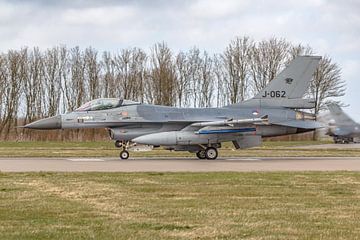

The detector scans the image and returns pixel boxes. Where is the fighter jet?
[325,103,360,143]
[24,56,323,159]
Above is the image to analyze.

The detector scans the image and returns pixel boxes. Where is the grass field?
[0,172,360,239]
[2,140,360,158]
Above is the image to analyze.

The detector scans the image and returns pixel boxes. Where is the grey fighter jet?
[24,56,323,159]
[326,103,360,143]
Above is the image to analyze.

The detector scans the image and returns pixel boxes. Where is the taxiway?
[0,156,359,172]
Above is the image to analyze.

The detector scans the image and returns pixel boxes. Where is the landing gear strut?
[196,147,218,160]
[117,141,130,160]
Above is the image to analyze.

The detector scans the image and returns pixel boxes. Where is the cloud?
[189,0,250,19]
[1,0,359,55]
[0,0,359,116]
[61,6,136,26]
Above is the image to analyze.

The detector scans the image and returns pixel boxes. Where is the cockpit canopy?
[75,98,140,112]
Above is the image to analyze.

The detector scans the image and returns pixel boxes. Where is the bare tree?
[58,46,69,113]
[113,48,147,101]
[222,36,253,103]
[310,56,345,115]
[0,49,26,138]
[114,49,132,99]
[213,54,227,107]
[43,47,63,116]
[148,42,176,106]
[288,44,313,61]
[63,47,86,111]
[187,47,202,107]
[175,51,191,107]
[84,47,101,101]
[23,47,44,127]
[249,38,290,96]
[129,48,147,102]
[101,51,116,98]
[0,54,8,136]
[198,51,214,107]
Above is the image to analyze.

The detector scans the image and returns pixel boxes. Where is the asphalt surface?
[294,143,360,149]
[1,156,360,172]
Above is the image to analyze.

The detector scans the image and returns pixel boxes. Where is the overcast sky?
[1,0,359,118]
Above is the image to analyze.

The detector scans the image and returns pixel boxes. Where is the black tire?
[205,147,218,160]
[196,150,206,159]
[120,150,129,160]
[115,141,123,148]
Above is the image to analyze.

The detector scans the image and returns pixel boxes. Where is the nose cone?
[24,115,62,130]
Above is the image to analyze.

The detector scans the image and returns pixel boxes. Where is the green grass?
[1,140,360,158]
[0,172,360,239]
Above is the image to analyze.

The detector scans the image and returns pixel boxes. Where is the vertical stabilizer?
[253,56,321,100]
[327,103,357,125]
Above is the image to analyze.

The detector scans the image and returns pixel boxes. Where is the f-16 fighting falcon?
[326,103,360,144]
[24,56,322,159]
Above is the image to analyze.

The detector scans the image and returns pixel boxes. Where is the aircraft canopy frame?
[75,98,140,112]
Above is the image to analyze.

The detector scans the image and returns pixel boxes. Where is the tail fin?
[237,56,321,109]
[327,103,356,125]
[254,56,321,100]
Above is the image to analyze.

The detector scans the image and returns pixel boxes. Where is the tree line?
[0,36,345,140]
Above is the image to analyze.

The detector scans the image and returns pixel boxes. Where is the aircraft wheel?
[205,147,218,160]
[115,140,123,148]
[196,150,206,159]
[120,150,129,160]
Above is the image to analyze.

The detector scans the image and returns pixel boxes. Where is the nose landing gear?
[116,141,130,160]
[120,150,129,159]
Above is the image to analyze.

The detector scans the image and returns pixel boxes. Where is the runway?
[1,156,360,172]
[294,143,360,149]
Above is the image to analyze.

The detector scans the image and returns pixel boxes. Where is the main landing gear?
[196,150,206,159]
[116,140,130,160]
[196,147,218,160]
